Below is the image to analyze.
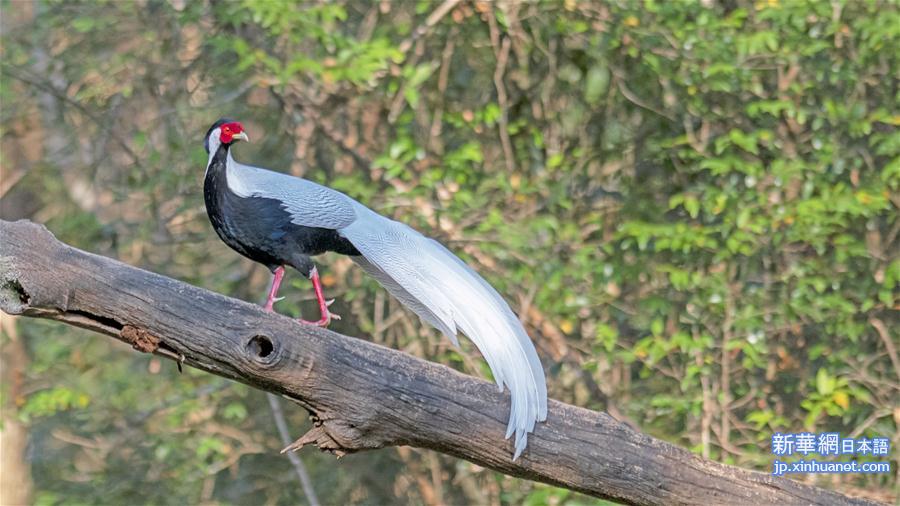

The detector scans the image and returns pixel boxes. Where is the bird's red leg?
[298,266,341,327]
[263,266,285,312]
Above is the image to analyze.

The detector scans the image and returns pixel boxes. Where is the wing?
[225,155,357,230]
[339,202,548,459]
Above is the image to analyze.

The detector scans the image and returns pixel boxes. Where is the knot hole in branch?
[246,334,277,364]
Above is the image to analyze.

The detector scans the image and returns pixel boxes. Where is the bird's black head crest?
[204,118,237,154]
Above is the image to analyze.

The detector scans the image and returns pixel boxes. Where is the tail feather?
[340,205,547,459]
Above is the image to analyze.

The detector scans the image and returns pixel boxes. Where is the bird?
[202,118,547,459]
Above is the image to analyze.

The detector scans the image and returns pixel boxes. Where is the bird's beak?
[234,131,249,143]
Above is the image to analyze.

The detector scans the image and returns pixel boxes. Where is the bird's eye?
[223,126,230,133]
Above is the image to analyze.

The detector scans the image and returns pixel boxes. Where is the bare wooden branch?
[0,219,875,506]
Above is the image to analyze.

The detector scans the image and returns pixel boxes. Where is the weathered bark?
[0,219,877,506]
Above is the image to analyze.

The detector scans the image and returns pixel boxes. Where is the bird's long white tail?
[340,205,547,459]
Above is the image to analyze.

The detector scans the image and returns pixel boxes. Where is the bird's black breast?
[204,146,359,273]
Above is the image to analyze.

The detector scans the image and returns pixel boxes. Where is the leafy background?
[1,0,897,504]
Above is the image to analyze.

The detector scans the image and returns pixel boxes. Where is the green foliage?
[2,0,897,504]
[18,386,90,423]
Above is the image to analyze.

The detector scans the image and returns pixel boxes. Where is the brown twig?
[869,317,900,384]
[398,0,463,56]
[486,9,517,175]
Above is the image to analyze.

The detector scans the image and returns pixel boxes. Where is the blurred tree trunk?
[0,315,34,506]
[0,0,40,484]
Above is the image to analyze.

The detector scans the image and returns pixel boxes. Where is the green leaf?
[816,368,835,396]
[584,66,610,104]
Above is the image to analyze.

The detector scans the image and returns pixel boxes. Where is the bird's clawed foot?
[298,307,341,328]
[297,267,341,327]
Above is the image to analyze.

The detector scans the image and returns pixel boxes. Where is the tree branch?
[0,219,874,506]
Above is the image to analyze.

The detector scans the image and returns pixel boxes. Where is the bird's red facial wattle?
[220,122,249,144]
